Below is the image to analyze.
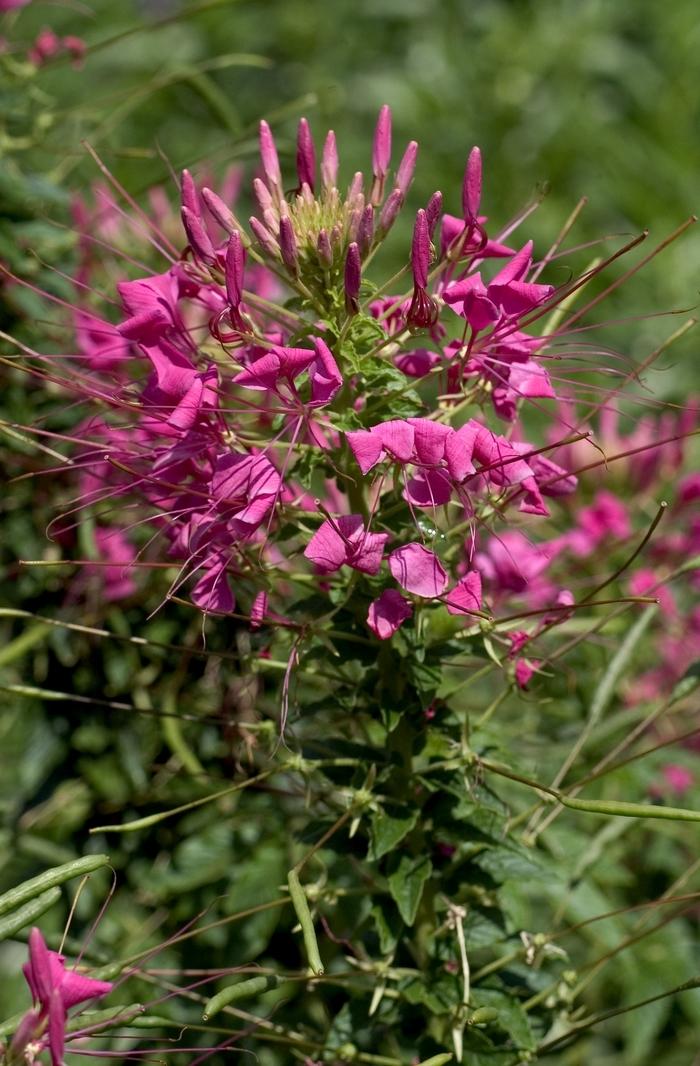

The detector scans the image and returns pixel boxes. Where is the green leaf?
[387,853,433,925]
[369,803,419,860]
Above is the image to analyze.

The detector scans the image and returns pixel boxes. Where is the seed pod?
[203,974,279,1020]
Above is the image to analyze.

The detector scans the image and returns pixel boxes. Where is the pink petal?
[309,338,342,406]
[490,241,534,286]
[514,658,539,688]
[346,429,384,474]
[304,517,355,573]
[444,423,478,481]
[403,468,452,508]
[373,419,415,463]
[367,589,412,639]
[407,418,451,464]
[389,543,448,597]
[445,571,483,615]
[395,348,440,377]
[191,563,235,614]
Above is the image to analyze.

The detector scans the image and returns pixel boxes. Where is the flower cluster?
[43,106,697,678]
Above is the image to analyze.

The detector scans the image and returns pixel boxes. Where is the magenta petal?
[234,352,283,390]
[395,348,440,377]
[47,993,67,1066]
[490,241,534,286]
[304,518,351,573]
[444,423,478,482]
[367,589,412,639]
[57,965,113,1010]
[445,571,483,615]
[346,429,384,474]
[389,543,448,597]
[310,338,342,406]
[403,468,452,508]
[191,563,235,614]
[407,418,451,465]
[373,419,415,463]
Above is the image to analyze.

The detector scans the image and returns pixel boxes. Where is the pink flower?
[0,0,32,9]
[514,658,540,689]
[443,242,554,332]
[367,589,412,639]
[304,515,388,575]
[389,543,448,597]
[20,927,112,1066]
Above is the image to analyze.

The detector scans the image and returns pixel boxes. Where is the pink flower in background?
[0,0,31,10]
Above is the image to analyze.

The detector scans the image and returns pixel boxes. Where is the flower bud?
[202,187,238,236]
[358,204,374,256]
[259,119,282,193]
[279,216,299,274]
[344,242,361,315]
[462,146,482,222]
[411,209,431,289]
[396,140,418,197]
[181,206,216,265]
[253,177,275,218]
[180,169,199,216]
[347,171,364,204]
[296,117,316,193]
[321,130,339,190]
[317,228,333,266]
[425,191,443,239]
[378,188,403,234]
[371,104,392,205]
[225,232,245,309]
[249,216,280,257]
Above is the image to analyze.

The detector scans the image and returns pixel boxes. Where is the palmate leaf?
[369,802,419,860]
[387,852,433,925]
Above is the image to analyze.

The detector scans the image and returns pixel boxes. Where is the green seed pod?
[416,1055,454,1066]
[0,887,61,941]
[0,855,109,918]
[203,974,279,1020]
[468,1006,500,1025]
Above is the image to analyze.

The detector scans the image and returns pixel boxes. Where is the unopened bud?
[371,103,392,205]
[296,117,316,192]
[321,130,339,190]
[259,119,282,193]
[181,206,216,265]
[279,216,299,274]
[202,188,238,236]
[396,140,418,197]
[249,216,280,257]
[462,146,482,221]
[225,231,245,308]
[347,207,362,243]
[358,204,374,255]
[344,242,361,315]
[378,188,404,234]
[347,171,364,204]
[425,190,443,239]
[253,177,275,218]
[180,169,199,216]
[317,228,333,267]
[411,209,431,289]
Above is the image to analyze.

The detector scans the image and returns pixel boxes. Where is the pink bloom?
[191,554,235,614]
[0,0,32,9]
[514,658,540,689]
[662,764,693,794]
[304,515,388,575]
[21,927,112,1066]
[389,543,448,597]
[367,589,412,639]
[250,589,268,628]
[443,242,554,332]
